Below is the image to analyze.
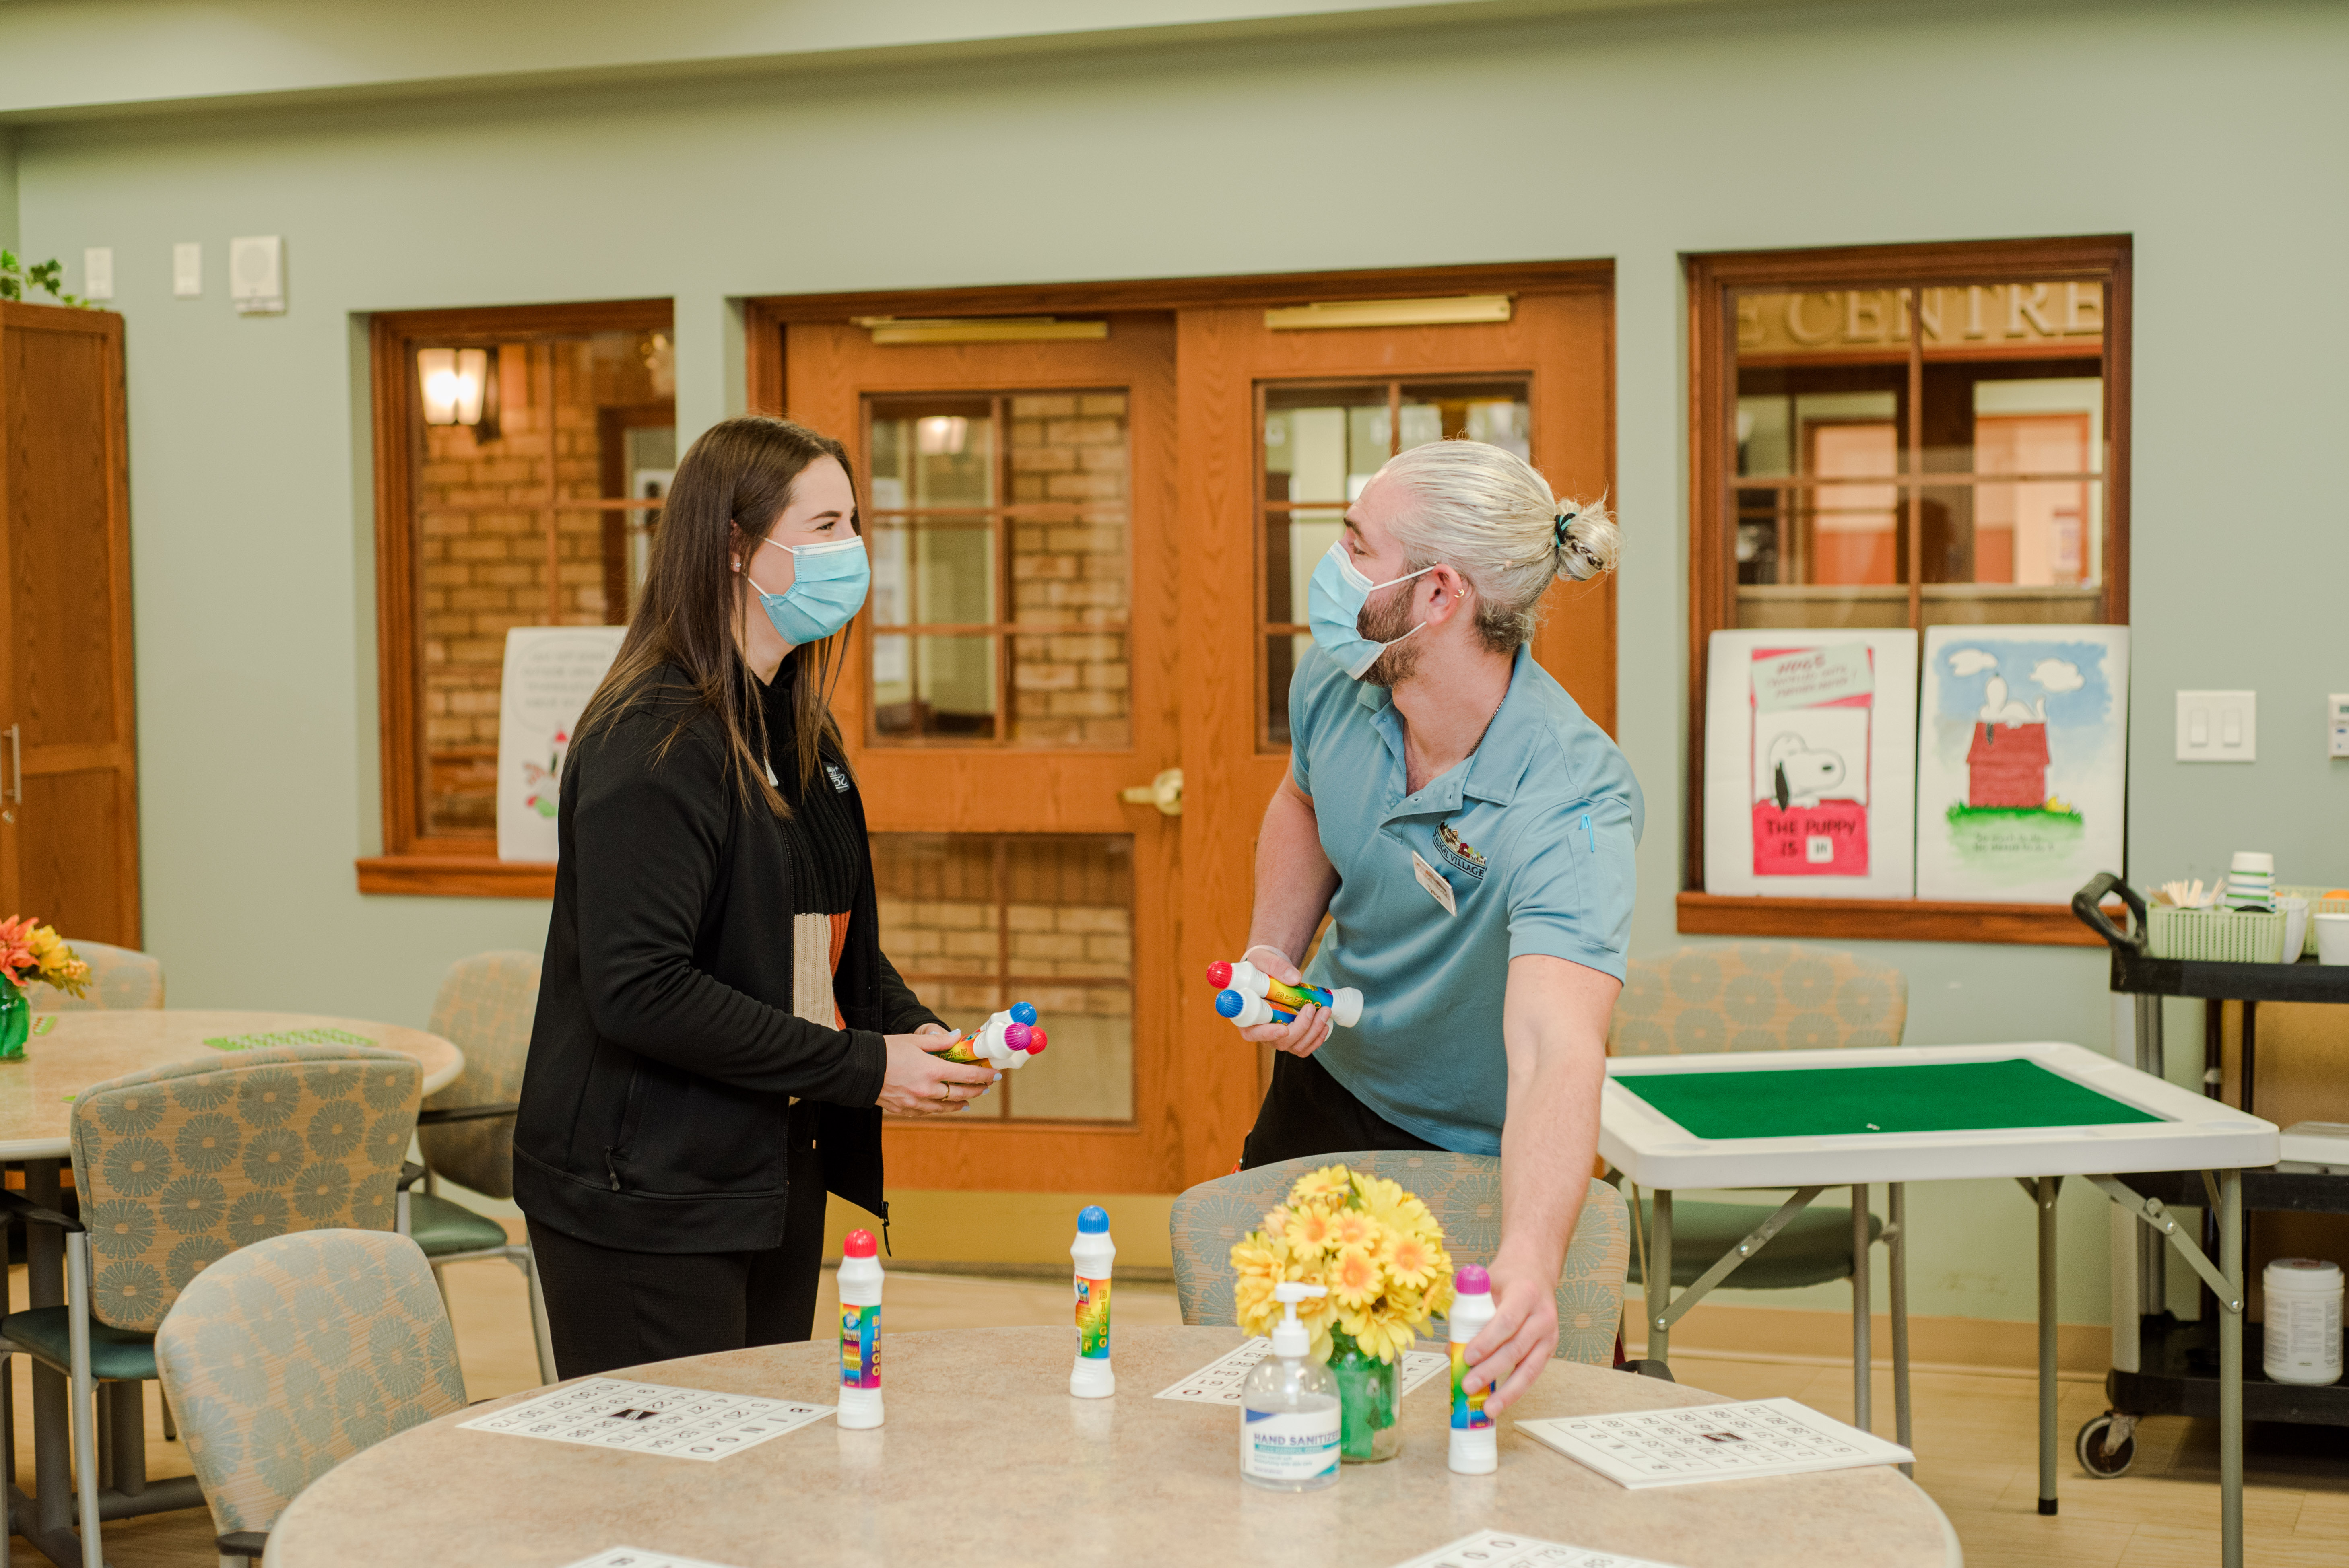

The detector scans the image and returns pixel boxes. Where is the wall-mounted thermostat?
[2330,694,2349,759]
[229,235,285,315]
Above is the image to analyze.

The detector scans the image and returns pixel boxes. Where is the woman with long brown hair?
[514,415,994,1377]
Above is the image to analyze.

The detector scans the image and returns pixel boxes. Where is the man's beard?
[1357,589,1423,687]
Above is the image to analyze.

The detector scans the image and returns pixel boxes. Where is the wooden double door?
[0,304,140,948]
[758,266,1611,1195]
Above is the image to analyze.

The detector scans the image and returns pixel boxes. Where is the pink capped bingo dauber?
[936,1002,1048,1084]
[1207,961,1363,1030]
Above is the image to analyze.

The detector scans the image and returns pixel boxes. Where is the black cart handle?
[2071,871,2145,953]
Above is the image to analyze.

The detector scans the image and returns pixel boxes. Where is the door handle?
[2,724,16,824]
[1117,767,1183,817]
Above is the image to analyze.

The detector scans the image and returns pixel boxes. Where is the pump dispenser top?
[1270,1282,1327,1358]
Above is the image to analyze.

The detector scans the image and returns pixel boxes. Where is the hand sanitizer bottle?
[1448,1264,1497,1473]
[837,1229,884,1429]
[1241,1283,1339,1490]
[1070,1205,1116,1398]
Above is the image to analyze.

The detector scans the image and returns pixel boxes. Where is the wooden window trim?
[361,298,672,899]
[1682,236,2132,946]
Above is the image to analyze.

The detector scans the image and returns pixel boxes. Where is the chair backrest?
[70,1043,421,1331]
[39,939,164,1012]
[1607,942,1907,1056]
[418,950,540,1199]
[1169,1151,1629,1366]
[155,1228,467,1540]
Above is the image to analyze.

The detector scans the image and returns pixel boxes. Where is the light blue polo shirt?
[1290,642,1642,1156]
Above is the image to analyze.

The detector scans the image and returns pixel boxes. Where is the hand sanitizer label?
[1075,1277,1112,1359]
[1242,1409,1340,1481]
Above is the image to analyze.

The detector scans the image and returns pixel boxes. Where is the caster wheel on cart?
[2075,1412,2137,1478]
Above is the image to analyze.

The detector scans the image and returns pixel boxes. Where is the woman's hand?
[1233,944,1335,1059]
[878,1026,998,1116]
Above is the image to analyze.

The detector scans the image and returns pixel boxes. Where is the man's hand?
[1462,1247,1561,1411]
[1231,944,1335,1057]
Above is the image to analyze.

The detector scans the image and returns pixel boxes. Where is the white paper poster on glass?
[1703,630,1917,900]
[1915,625,2127,903]
[496,626,627,862]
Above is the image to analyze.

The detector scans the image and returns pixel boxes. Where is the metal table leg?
[2219,1169,2242,1568]
[20,1158,89,1568]
[2037,1173,2059,1517]
[1889,1182,1912,1469]
[1852,1185,1872,1432]
[1647,1189,1673,1370]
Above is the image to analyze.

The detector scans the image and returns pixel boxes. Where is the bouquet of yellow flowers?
[0,917,90,999]
[1230,1163,1455,1365]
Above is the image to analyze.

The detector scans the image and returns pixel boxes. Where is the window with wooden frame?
[1679,237,2131,945]
[360,300,674,897]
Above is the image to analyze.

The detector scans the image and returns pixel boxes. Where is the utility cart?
[2071,872,2349,1482]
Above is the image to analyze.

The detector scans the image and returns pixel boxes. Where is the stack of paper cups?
[2225,851,2276,911]
[2262,1258,2343,1386]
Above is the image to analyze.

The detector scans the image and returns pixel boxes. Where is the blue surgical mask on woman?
[1305,540,1437,680]
[746,534,871,645]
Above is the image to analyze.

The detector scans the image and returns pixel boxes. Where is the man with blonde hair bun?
[1233,437,1640,1413]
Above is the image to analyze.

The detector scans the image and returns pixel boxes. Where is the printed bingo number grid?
[1155,1337,1447,1405]
[458,1378,832,1461]
[557,1552,741,1568]
[1389,1529,1687,1568]
[1517,1397,1912,1489]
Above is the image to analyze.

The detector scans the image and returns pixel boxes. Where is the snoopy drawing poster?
[496,626,627,862]
[1703,630,1917,899]
[1915,626,2127,902]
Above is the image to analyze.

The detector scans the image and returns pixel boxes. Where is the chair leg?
[66,1234,103,1568]
[161,1385,178,1442]
[428,1257,454,1329]
[519,1250,558,1386]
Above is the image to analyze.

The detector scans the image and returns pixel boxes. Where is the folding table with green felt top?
[1600,1040,2275,1568]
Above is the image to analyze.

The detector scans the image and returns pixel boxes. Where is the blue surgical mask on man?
[746,534,870,645]
[1305,540,1437,680]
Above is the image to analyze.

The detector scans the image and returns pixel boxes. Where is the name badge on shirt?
[1410,849,1458,916]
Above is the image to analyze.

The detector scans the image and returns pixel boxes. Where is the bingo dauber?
[938,1002,1049,1081]
[1206,961,1363,1030]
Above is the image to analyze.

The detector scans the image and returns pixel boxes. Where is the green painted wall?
[10,1,2347,1323]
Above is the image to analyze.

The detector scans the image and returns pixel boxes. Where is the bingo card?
[1155,1336,1447,1405]
[1388,1529,1688,1568]
[459,1377,832,1461]
[558,1552,740,1568]
[1517,1397,1912,1488]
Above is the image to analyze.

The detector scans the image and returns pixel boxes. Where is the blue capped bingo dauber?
[1206,961,1363,1030]
[938,1001,1048,1070]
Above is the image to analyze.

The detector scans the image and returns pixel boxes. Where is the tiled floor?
[6,1256,2343,1565]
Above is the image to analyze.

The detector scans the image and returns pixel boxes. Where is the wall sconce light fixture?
[419,346,491,426]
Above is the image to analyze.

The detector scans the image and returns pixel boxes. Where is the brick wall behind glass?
[1009,393,1130,746]
[415,336,661,831]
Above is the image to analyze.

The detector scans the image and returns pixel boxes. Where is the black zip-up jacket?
[514,668,938,1253]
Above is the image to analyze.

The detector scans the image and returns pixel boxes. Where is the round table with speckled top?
[266,1324,1957,1568]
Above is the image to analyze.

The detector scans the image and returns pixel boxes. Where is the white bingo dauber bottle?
[1448,1264,1497,1473]
[1070,1205,1116,1397]
[1241,1283,1339,1491]
[837,1229,884,1429]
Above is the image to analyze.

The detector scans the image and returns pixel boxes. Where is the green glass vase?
[1329,1327,1401,1463]
[0,975,28,1062]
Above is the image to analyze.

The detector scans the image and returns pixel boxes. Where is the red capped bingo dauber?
[1207,961,1364,1030]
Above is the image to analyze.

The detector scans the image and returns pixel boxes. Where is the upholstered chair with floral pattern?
[1606,942,1912,1431]
[1171,1152,1629,1366]
[156,1228,467,1562]
[404,951,555,1385]
[0,1043,420,1567]
[38,939,165,1012]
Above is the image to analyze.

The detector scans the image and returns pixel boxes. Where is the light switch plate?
[2329,694,2349,759]
[82,248,113,301]
[2176,689,2255,762]
[172,242,201,298]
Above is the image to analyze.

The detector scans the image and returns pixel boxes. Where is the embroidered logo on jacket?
[826,764,853,794]
[1435,820,1487,881]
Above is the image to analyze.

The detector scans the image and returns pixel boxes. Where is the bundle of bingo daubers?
[1206,960,1363,1030]
[936,1001,1048,1074]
